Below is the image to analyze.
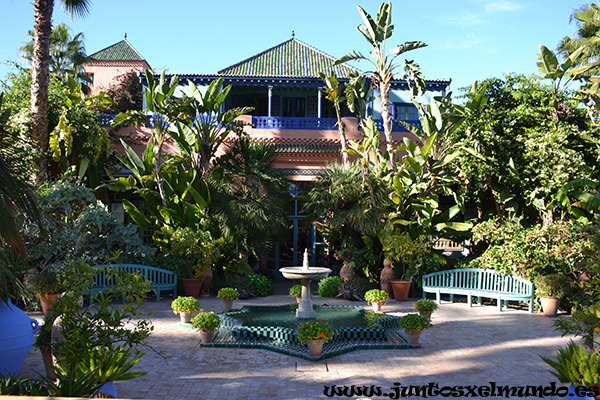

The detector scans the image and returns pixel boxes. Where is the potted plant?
[534,274,567,316]
[289,284,302,303]
[191,312,221,343]
[541,340,600,399]
[33,314,57,380]
[364,289,389,312]
[27,267,65,315]
[414,299,438,322]
[399,313,430,345]
[296,319,335,358]
[216,287,239,312]
[171,296,201,323]
[381,231,429,302]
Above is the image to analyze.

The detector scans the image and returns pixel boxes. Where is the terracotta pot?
[182,278,203,298]
[222,299,234,313]
[390,280,411,302]
[306,339,325,357]
[295,297,301,304]
[39,294,61,315]
[405,329,422,345]
[40,346,56,380]
[199,330,215,343]
[200,267,213,298]
[540,296,560,316]
[179,311,192,324]
[339,263,355,281]
[380,259,395,297]
[372,302,383,313]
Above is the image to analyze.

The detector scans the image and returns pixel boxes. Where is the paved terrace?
[20,294,574,400]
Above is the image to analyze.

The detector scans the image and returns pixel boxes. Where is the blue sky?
[0,0,590,95]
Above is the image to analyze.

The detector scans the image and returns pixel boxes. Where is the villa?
[87,35,452,270]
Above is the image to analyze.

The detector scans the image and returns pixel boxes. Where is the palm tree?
[558,3,600,66]
[21,23,89,84]
[335,2,427,172]
[319,71,350,167]
[209,138,288,261]
[30,0,91,184]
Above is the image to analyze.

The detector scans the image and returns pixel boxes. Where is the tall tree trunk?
[334,104,349,167]
[30,0,54,184]
[379,80,397,173]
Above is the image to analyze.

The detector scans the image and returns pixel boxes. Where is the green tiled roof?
[274,143,341,153]
[89,39,146,62]
[218,38,358,78]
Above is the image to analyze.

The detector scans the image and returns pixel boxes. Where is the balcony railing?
[253,116,338,130]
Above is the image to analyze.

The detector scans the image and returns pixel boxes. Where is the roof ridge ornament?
[291,30,295,38]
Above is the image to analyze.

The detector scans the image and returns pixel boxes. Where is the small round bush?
[171,296,201,314]
[364,289,389,304]
[191,312,221,332]
[247,274,274,297]
[289,284,302,298]
[414,299,438,312]
[296,319,335,344]
[399,313,430,331]
[217,287,239,300]
[318,276,343,298]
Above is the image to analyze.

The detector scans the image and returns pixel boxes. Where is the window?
[393,103,419,122]
[282,97,305,117]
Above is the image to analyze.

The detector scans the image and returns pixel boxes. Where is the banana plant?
[171,77,253,179]
[319,71,350,166]
[335,1,427,171]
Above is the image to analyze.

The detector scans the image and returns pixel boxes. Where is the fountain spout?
[302,249,309,271]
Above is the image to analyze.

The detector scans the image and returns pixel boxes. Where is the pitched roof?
[218,37,359,79]
[88,39,146,62]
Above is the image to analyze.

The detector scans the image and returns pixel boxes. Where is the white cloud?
[437,34,487,50]
[481,0,525,13]
[440,13,488,28]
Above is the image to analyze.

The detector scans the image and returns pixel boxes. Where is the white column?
[317,88,322,118]
[268,86,273,117]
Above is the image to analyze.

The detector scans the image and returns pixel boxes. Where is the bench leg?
[478,297,482,306]
[528,300,534,313]
[156,290,160,302]
[497,296,502,312]
[468,293,472,308]
[450,294,454,303]
[436,291,441,304]
[504,300,508,309]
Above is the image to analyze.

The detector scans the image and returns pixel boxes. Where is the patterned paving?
[19,294,576,400]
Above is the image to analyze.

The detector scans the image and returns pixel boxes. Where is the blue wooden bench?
[87,264,177,304]
[422,268,534,312]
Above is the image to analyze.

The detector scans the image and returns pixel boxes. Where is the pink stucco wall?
[84,61,150,96]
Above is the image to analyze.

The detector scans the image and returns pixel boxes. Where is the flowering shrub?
[289,284,302,298]
[364,289,389,304]
[413,299,438,312]
[296,319,335,344]
[170,296,201,314]
[191,312,221,332]
[217,287,239,301]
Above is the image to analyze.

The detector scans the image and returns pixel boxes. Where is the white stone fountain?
[280,249,331,319]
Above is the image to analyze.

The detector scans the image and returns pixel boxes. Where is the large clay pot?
[405,329,422,345]
[182,278,203,298]
[339,262,356,281]
[306,339,325,357]
[380,259,395,297]
[39,293,61,315]
[540,296,560,316]
[0,299,39,377]
[200,267,213,298]
[390,280,411,302]
[199,330,215,343]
